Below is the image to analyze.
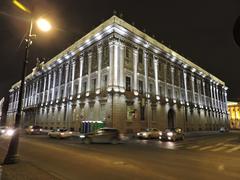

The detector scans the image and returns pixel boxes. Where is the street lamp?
[3,17,51,164]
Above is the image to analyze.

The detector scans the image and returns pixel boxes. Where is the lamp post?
[4,17,51,164]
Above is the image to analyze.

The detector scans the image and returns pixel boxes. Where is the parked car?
[79,127,120,144]
[48,128,73,139]
[25,125,43,135]
[137,128,162,139]
[219,127,229,133]
[159,128,184,142]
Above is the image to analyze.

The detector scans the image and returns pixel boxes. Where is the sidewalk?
[0,148,59,180]
[184,130,220,138]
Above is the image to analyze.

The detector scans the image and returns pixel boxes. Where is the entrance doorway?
[168,108,175,128]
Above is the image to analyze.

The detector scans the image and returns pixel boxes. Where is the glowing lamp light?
[36,18,52,32]
[173,99,177,104]
[134,91,139,96]
[156,96,160,100]
[96,89,100,94]
[77,95,81,98]
[165,98,169,102]
[86,92,89,97]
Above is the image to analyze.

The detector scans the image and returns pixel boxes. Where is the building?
[6,16,229,133]
[228,101,240,129]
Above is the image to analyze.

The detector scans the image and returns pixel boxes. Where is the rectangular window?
[82,82,87,93]
[139,80,143,94]
[138,49,143,64]
[92,79,96,92]
[126,76,131,91]
[125,47,130,58]
[149,83,153,94]
[103,75,108,89]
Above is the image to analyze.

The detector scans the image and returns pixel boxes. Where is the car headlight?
[142,132,147,137]
[6,129,14,136]
[159,132,162,136]
[40,129,42,131]
[60,133,65,135]
[69,131,73,134]
[167,132,173,137]
[30,129,34,132]
[137,133,140,136]
[80,134,85,138]
[1,129,6,133]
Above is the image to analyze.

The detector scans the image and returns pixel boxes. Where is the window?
[125,47,130,58]
[139,80,143,94]
[82,82,87,93]
[92,79,96,92]
[103,75,108,89]
[149,83,153,94]
[138,49,143,64]
[126,76,131,91]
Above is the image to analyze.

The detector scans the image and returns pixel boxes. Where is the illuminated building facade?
[6,16,229,133]
[228,101,240,129]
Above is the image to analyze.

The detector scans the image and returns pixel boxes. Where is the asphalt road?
[1,131,240,180]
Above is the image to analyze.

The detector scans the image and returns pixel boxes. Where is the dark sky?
[0,0,240,101]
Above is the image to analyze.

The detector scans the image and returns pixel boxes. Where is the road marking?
[225,145,240,153]
[210,146,228,152]
[186,145,200,149]
[199,145,214,151]
[223,144,235,147]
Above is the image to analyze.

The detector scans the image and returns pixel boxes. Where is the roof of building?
[11,15,226,90]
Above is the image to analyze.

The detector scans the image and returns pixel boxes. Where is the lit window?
[139,80,143,94]
[126,77,131,91]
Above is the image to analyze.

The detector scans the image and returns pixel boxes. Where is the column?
[213,82,217,109]
[42,75,47,105]
[197,79,201,106]
[119,41,124,92]
[63,63,69,100]
[46,73,51,104]
[35,80,39,105]
[113,40,119,92]
[31,82,35,106]
[108,40,114,90]
[164,64,167,98]
[191,75,195,104]
[224,87,228,112]
[51,70,56,103]
[57,68,62,101]
[154,57,159,99]
[202,79,207,107]
[171,66,175,99]
[210,80,214,108]
[96,44,103,94]
[133,47,138,95]
[183,70,188,103]
[77,55,84,97]
[86,52,92,95]
[216,84,220,110]
[144,50,148,96]
[70,60,76,98]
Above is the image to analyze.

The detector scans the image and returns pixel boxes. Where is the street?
[1,131,240,180]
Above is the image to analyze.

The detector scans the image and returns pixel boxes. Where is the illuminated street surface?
[1,131,240,180]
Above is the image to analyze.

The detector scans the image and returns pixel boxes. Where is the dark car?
[159,128,184,142]
[80,127,120,144]
[25,125,43,135]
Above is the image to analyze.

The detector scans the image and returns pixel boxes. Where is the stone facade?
[228,101,240,129]
[6,16,229,133]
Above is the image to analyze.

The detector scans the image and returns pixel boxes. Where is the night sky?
[0,0,240,101]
